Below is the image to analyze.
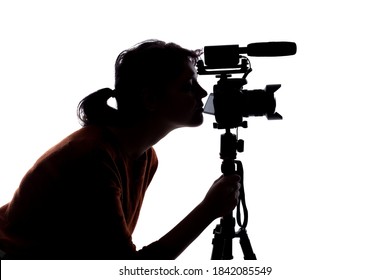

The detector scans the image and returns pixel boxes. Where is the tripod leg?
[211,215,235,260]
[211,224,224,259]
[238,228,257,260]
[220,214,234,260]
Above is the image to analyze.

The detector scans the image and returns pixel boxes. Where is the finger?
[233,174,241,182]
[234,189,240,199]
[231,181,241,190]
[223,174,241,183]
[230,174,241,182]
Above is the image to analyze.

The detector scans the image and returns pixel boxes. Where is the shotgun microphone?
[246,42,297,57]
[203,41,297,68]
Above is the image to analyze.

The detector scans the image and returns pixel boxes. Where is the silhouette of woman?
[0,39,240,259]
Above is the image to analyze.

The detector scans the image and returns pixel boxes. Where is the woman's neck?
[107,118,176,160]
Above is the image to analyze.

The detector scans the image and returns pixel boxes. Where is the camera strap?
[235,160,248,229]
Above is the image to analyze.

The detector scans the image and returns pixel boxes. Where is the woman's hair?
[77,39,202,127]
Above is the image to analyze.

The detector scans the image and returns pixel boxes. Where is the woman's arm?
[136,174,241,259]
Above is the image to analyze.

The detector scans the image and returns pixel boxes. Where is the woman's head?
[78,39,205,127]
[115,40,200,96]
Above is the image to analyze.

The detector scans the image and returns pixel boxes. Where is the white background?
[1,0,389,279]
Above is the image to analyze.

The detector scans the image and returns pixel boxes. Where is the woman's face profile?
[156,60,208,129]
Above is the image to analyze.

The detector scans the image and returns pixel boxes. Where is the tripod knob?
[241,121,248,128]
[237,139,244,153]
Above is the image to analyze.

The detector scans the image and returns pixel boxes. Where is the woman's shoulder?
[38,125,158,169]
[37,126,116,164]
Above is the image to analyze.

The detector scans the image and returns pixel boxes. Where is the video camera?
[197,42,297,129]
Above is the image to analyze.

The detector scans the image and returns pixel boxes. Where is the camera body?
[197,42,296,129]
[211,76,282,129]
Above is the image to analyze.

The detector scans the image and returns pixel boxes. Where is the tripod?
[211,128,256,260]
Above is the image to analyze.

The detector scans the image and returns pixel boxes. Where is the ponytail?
[77,88,119,127]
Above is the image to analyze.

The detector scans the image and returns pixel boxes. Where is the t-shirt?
[0,125,159,259]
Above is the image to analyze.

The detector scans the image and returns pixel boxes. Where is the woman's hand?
[201,174,241,219]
